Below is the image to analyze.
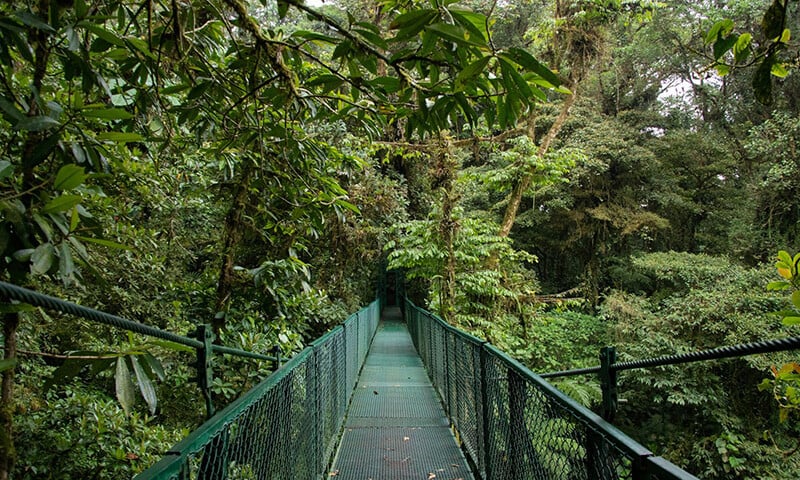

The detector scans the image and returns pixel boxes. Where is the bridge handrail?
[540,335,800,379]
[404,298,700,480]
[136,298,382,479]
[0,280,277,362]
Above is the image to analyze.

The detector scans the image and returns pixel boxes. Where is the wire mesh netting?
[136,300,381,480]
[405,300,699,480]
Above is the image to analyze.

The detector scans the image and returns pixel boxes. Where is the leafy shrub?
[16,385,187,480]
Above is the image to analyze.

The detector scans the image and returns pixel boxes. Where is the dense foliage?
[1,0,799,478]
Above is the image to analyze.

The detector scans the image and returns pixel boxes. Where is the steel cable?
[542,336,800,379]
[0,280,277,361]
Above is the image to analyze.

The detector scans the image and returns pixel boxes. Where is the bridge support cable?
[542,335,800,420]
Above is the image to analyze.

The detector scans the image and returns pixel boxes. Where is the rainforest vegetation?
[1,0,799,478]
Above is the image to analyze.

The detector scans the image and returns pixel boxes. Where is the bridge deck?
[330,306,473,480]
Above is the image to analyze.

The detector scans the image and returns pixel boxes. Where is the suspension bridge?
[2,279,799,479]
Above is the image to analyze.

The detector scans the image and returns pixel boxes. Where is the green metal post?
[599,346,618,422]
[195,324,215,418]
[273,345,282,369]
[479,345,493,480]
[508,369,526,479]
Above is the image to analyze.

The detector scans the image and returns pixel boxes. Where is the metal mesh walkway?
[330,306,474,480]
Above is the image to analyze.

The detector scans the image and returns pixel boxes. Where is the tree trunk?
[0,313,18,480]
[213,165,254,334]
[498,89,577,239]
[434,136,458,323]
[1,3,53,475]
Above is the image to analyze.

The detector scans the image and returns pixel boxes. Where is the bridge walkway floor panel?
[330,306,473,480]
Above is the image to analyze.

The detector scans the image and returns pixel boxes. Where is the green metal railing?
[0,280,281,417]
[404,299,699,480]
[540,337,800,421]
[136,299,381,480]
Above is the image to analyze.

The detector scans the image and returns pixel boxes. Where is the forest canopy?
[1,0,799,478]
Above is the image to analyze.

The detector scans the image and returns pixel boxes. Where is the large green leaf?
[59,242,75,283]
[733,33,751,63]
[43,194,82,214]
[141,352,166,381]
[31,243,54,274]
[503,48,561,88]
[390,9,438,41]
[78,21,125,46]
[713,34,738,61]
[15,10,55,33]
[450,9,488,40]
[426,22,485,48]
[115,358,135,415]
[14,116,59,132]
[95,132,144,143]
[131,355,157,415]
[82,108,133,120]
[74,235,132,250]
[753,56,774,105]
[455,55,492,90]
[0,160,13,181]
[761,0,786,39]
[705,19,734,44]
[0,358,17,373]
[54,164,88,191]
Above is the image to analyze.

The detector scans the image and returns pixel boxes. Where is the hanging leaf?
[752,56,774,105]
[455,55,492,90]
[771,62,790,78]
[14,116,59,132]
[0,358,17,373]
[82,108,133,120]
[54,164,88,191]
[78,21,125,46]
[74,235,132,250]
[59,242,75,284]
[713,34,738,61]
[503,48,561,88]
[761,0,786,40]
[141,352,166,381]
[15,10,55,33]
[131,356,157,415]
[733,33,751,63]
[43,194,82,214]
[31,243,55,274]
[95,132,144,143]
[277,0,289,19]
[115,357,135,415]
[0,160,14,181]
[705,19,734,44]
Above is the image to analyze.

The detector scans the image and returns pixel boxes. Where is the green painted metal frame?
[136,299,382,480]
[404,298,699,480]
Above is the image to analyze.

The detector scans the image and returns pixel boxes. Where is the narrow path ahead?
[330,306,474,480]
